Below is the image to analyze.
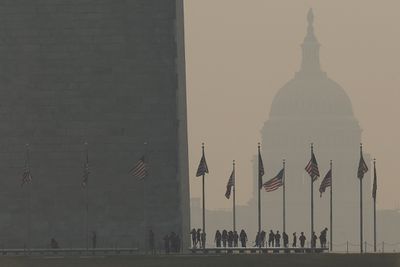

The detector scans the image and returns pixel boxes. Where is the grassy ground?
[0,253,399,267]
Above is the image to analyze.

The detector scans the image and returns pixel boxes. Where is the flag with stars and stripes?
[129,156,147,180]
[21,167,32,187]
[225,168,235,199]
[82,155,90,188]
[372,161,377,200]
[196,153,209,177]
[263,168,284,192]
[258,150,265,189]
[305,150,320,182]
[357,150,368,180]
[319,169,332,197]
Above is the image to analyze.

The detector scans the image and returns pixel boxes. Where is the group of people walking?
[188,228,328,249]
[162,231,181,253]
[189,228,207,249]
[253,228,328,249]
[254,231,306,248]
[306,228,329,249]
[148,230,182,254]
[257,230,286,247]
[187,227,328,251]
[214,229,248,248]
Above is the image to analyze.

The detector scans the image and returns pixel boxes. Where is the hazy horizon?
[185,0,400,211]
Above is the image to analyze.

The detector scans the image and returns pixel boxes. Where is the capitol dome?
[270,76,354,118]
[269,9,354,118]
[256,9,370,247]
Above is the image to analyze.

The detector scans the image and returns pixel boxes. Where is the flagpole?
[143,141,148,253]
[257,143,261,247]
[330,160,333,252]
[232,160,236,233]
[201,143,206,249]
[359,144,364,253]
[373,159,377,253]
[84,142,89,251]
[360,171,363,253]
[283,159,286,234]
[26,144,31,253]
[310,143,314,248]
[143,172,147,252]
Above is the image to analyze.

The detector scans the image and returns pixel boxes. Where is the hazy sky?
[184,0,400,211]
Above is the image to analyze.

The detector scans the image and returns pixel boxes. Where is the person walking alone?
[282,232,289,248]
[319,228,328,248]
[200,231,206,249]
[190,228,197,248]
[196,229,201,248]
[311,232,318,248]
[292,232,297,247]
[299,232,306,248]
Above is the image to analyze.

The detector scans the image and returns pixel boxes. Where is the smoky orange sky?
[184,0,400,211]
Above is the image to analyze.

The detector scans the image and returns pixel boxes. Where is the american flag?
[263,168,284,192]
[357,150,368,179]
[21,145,32,187]
[258,149,265,189]
[225,168,235,199]
[305,149,320,182]
[82,159,90,188]
[196,153,209,177]
[372,160,377,199]
[319,169,332,197]
[21,167,32,187]
[129,156,147,180]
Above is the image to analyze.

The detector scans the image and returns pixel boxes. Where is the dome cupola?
[269,9,354,118]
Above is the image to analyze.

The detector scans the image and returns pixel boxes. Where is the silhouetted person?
[299,232,306,248]
[268,230,275,247]
[239,229,248,247]
[319,228,328,248]
[200,232,206,249]
[170,232,177,252]
[190,228,197,248]
[254,232,260,247]
[196,229,201,247]
[92,231,97,249]
[175,234,181,252]
[260,230,266,247]
[275,231,281,247]
[222,230,228,248]
[292,232,297,247]
[311,232,318,248]
[148,230,155,254]
[227,231,234,247]
[215,230,222,248]
[163,234,170,254]
[50,238,59,249]
[282,232,289,248]
[233,231,239,247]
